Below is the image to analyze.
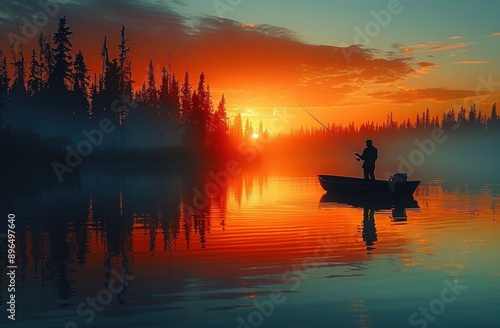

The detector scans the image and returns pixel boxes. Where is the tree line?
[273,103,500,143]
[1,16,498,171]
[0,17,230,150]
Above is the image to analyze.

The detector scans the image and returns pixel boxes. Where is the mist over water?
[261,127,500,182]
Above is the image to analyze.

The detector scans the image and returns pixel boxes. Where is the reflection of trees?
[5,171,226,300]
[6,169,272,300]
[229,172,267,209]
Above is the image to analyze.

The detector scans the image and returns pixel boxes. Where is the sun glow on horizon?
[252,133,260,139]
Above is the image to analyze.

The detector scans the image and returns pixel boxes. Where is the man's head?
[365,139,373,146]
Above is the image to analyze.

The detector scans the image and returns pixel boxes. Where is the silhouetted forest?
[262,103,500,179]
[0,17,233,173]
[1,16,499,180]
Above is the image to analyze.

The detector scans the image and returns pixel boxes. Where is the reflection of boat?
[319,193,419,251]
[319,193,419,210]
[318,175,420,198]
[319,193,419,224]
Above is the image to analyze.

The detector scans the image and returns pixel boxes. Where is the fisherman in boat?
[355,139,378,180]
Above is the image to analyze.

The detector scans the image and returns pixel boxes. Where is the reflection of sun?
[252,133,260,139]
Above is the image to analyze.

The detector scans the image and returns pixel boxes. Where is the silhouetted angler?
[355,139,378,180]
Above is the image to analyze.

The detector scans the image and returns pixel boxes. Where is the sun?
[252,133,260,139]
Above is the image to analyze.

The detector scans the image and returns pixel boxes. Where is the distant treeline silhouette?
[0,17,231,146]
[0,17,243,173]
[263,103,500,179]
[273,104,499,142]
[1,16,499,178]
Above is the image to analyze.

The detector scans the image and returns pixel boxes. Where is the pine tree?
[193,72,212,144]
[180,71,192,119]
[96,37,109,108]
[118,25,132,95]
[231,113,243,140]
[468,104,477,129]
[0,55,10,99]
[159,66,169,108]
[139,81,147,103]
[146,59,158,108]
[258,119,264,137]
[27,49,42,96]
[90,73,99,117]
[50,17,73,94]
[100,36,109,79]
[159,66,176,119]
[181,90,200,147]
[213,94,228,139]
[169,73,180,112]
[457,107,467,126]
[10,27,26,97]
[415,113,421,130]
[197,71,206,102]
[72,50,90,113]
[489,103,498,130]
[43,33,53,86]
[244,118,254,139]
[37,33,50,92]
[204,85,214,138]
[103,58,120,109]
[425,108,430,130]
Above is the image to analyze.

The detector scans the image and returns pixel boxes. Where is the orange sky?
[1,1,500,131]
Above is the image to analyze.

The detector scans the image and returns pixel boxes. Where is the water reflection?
[0,171,272,302]
[319,193,419,252]
[1,172,499,328]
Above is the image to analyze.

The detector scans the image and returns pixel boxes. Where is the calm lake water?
[1,170,499,328]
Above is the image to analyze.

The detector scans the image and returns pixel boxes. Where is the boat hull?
[318,175,420,198]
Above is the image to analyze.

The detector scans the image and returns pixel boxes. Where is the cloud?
[490,32,500,37]
[240,108,260,117]
[370,88,481,104]
[177,16,418,107]
[0,2,456,110]
[455,61,489,65]
[396,40,475,56]
[432,42,475,51]
[395,41,437,55]
[0,2,419,104]
[448,36,463,40]
[417,61,437,73]
[399,47,416,54]
[193,17,299,41]
[0,1,39,24]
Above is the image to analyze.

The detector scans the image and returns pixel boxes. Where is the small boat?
[318,174,420,198]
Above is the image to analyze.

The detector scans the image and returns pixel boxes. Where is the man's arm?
[356,149,367,160]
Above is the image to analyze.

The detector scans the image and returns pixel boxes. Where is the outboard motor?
[390,173,408,185]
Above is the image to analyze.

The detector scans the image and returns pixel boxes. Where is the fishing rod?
[297,103,359,158]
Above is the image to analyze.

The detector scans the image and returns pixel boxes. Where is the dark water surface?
[1,171,499,327]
